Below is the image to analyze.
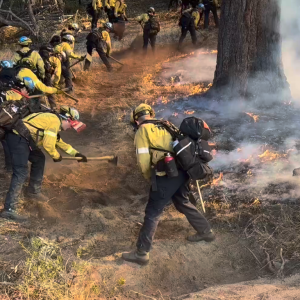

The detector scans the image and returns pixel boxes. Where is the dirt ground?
[1,5,300,300]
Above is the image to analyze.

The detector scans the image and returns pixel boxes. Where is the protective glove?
[55,88,63,94]
[75,153,88,163]
[53,155,62,162]
[106,53,110,58]
[80,55,86,61]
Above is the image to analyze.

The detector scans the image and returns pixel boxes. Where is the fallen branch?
[0,281,15,286]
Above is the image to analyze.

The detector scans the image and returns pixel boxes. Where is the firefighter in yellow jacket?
[104,0,116,22]
[0,106,87,222]
[84,23,113,72]
[92,0,103,29]
[114,0,127,19]
[54,35,85,90]
[13,37,45,80]
[122,104,214,265]
[17,65,60,112]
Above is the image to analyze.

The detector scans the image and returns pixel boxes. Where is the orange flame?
[245,112,259,122]
[258,150,286,162]
[184,110,195,115]
[212,172,223,186]
[208,142,216,147]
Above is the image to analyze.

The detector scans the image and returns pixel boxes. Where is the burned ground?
[0,6,300,300]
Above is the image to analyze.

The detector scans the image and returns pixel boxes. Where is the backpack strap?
[17,49,34,59]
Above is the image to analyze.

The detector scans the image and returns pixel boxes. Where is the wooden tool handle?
[62,156,115,161]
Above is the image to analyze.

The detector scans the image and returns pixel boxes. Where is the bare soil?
[0,6,299,300]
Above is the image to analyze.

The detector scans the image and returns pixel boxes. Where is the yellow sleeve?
[64,43,81,60]
[12,52,21,64]
[213,0,218,6]
[135,126,151,180]
[6,90,23,101]
[114,1,120,16]
[136,14,143,22]
[192,11,200,27]
[104,0,109,7]
[42,118,61,159]
[92,0,97,10]
[102,31,111,55]
[56,138,78,156]
[34,51,45,79]
[50,56,61,86]
[35,78,58,94]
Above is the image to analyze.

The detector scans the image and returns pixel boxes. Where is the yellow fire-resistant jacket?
[114,1,127,17]
[183,8,201,27]
[102,31,112,55]
[134,120,173,180]
[136,13,149,28]
[22,112,78,160]
[13,47,45,79]
[49,56,61,86]
[5,90,23,101]
[54,42,81,61]
[17,68,58,94]
[92,0,102,10]
[105,0,116,8]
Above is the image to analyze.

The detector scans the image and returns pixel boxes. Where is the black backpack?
[179,11,194,28]
[179,117,211,141]
[144,16,160,34]
[140,118,213,180]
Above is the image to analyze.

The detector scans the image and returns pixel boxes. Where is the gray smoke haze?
[281,0,300,100]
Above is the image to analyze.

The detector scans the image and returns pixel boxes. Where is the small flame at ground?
[258,150,287,162]
[245,112,259,122]
[212,172,223,186]
[184,110,195,115]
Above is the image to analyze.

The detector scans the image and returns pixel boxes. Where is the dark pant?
[4,133,45,210]
[143,31,157,54]
[204,4,219,28]
[44,74,56,109]
[84,44,112,71]
[178,25,197,47]
[106,7,115,23]
[91,9,101,29]
[61,60,72,89]
[1,139,12,170]
[136,170,211,252]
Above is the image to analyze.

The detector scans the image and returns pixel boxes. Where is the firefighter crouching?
[0,106,87,222]
[122,104,215,265]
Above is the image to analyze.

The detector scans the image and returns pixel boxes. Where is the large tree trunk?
[211,0,290,101]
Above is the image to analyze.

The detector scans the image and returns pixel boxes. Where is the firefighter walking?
[84,23,113,72]
[13,37,45,81]
[136,7,160,55]
[122,104,215,265]
[0,106,87,222]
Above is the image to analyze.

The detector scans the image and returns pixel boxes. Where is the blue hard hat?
[23,77,35,91]
[198,3,205,9]
[18,36,32,45]
[0,60,14,69]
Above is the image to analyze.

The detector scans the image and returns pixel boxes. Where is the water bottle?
[164,153,178,178]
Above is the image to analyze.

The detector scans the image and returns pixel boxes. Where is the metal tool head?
[109,155,118,166]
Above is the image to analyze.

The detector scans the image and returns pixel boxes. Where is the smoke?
[281,0,300,100]
[160,49,217,84]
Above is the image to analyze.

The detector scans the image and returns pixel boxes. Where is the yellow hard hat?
[131,103,155,123]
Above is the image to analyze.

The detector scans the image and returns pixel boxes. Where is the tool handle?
[62,156,115,161]
[196,180,206,213]
[70,57,85,68]
[59,89,79,103]
[108,55,124,66]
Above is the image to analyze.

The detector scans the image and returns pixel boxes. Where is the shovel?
[62,155,118,165]
[107,55,124,71]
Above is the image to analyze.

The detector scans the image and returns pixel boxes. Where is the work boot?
[0,208,28,222]
[26,192,49,202]
[187,230,216,243]
[122,249,149,265]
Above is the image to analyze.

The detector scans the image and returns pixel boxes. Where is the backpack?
[144,16,160,34]
[179,117,211,141]
[16,50,35,70]
[141,118,213,180]
[179,11,194,28]
[86,2,94,16]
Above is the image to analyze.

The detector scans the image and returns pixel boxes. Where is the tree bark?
[212,0,290,101]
